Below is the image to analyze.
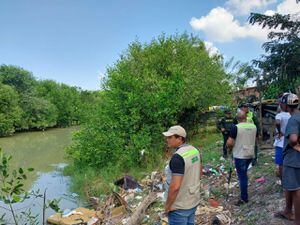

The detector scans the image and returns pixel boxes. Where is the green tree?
[37,80,82,127]
[248,12,300,97]
[20,96,58,130]
[77,90,102,123]
[224,57,252,90]
[0,65,37,95]
[0,84,22,136]
[68,34,232,170]
[0,65,86,135]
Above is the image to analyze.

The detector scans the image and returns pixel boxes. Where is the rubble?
[114,175,141,190]
[255,176,266,184]
[47,207,102,225]
[48,144,290,225]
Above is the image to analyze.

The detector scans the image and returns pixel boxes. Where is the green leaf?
[18,168,24,174]
[12,195,21,203]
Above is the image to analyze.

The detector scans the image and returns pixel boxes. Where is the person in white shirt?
[274,93,291,181]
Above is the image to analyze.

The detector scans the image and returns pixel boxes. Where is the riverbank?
[64,127,222,199]
[0,124,80,138]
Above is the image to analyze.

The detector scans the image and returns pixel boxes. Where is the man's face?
[166,135,183,148]
[225,113,231,118]
[280,103,287,112]
[241,106,249,113]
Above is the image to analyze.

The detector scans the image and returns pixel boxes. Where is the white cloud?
[264,9,276,16]
[277,0,300,15]
[204,41,220,57]
[190,7,269,43]
[190,0,299,43]
[225,0,277,15]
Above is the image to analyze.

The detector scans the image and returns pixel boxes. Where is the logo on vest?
[191,156,199,163]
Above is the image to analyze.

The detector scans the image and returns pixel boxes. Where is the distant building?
[234,86,260,104]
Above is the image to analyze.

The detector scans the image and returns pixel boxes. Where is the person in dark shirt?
[163,125,202,225]
[275,93,300,224]
[217,110,234,158]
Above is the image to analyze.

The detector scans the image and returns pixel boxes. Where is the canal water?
[0,127,81,224]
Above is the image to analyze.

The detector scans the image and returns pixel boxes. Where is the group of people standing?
[273,93,300,225]
[162,92,299,225]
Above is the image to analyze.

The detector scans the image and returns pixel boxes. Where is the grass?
[190,129,223,166]
[64,152,166,199]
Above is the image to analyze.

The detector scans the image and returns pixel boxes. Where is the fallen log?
[127,192,158,225]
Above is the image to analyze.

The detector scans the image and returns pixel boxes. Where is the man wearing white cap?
[163,125,202,225]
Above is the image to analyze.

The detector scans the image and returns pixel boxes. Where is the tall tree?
[249,12,300,96]
[0,65,87,136]
[20,96,58,130]
[0,65,37,95]
[68,33,232,169]
[37,80,82,127]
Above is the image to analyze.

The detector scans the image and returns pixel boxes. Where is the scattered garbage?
[47,207,101,225]
[224,182,238,189]
[211,216,222,225]
[195,205,232,225]
[71,192,79,198]
[203,164,223,176]
[255,176,266,184]
[114,175,141,190]
[208,198,220,208]
[48,144,284,225]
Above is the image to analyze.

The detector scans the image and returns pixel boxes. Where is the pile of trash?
[48,164,237,225]
[50,140,282,225]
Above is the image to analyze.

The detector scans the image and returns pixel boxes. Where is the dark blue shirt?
[283,112,300,168]
[169,154,185,175]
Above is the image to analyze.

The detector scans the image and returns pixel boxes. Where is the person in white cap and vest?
[163,125,202,225]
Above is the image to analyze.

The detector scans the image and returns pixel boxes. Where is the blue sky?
[0,0,299,90]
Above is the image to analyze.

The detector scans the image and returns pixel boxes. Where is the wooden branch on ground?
[127,192,158,225]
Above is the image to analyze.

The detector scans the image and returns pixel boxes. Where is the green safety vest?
[233,122,257,159]
[169,144,201,210]
[247,111,254,123]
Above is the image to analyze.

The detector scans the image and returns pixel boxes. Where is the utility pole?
[257,78,263,140]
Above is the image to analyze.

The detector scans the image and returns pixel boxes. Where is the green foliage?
[224,57,251,90]
[37,81,83,127]
[0,148,61,225]
[248,12,300,94]
[0,65,37,95]
[0,147,33,224]
[0,84,22,136]
[20,96,58,130]
[0,65,95,136]
[262,82,289,99]
[68,34,232,174]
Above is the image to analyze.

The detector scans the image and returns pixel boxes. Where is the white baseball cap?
[282,93,299,106]
[162,125,187,138]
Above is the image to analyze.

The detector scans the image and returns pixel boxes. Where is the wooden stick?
[127,192,157,225]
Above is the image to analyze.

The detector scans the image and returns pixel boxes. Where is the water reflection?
[0,127,81,224]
